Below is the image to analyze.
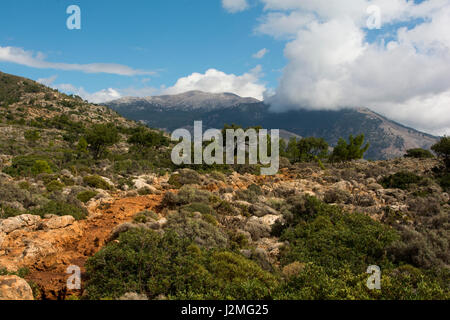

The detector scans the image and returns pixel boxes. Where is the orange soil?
[25,194,163,300]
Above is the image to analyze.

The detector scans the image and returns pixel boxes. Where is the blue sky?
[0,0,449,135]
[0,0,285,99]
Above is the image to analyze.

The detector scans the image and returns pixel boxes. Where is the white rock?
[0,215,41,234]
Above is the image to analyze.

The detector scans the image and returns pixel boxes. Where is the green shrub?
[404,148,434,159]
[30,200,87,220]
[380,172,423,190]
[181,202,215,215]
[277,195,399,273]
[3,156,55,177]
[168,169,202,188]
[45,180,64,192]
[24,130,40,143]
[235,184,262,203]
[85,229,277,300]
[166,211,228,248]
[77,190,98,203]
[431,136,450,169]
[83,175,113,190]
[133,210,158,223]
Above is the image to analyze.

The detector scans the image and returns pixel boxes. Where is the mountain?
[110,91,260,111]
[107,91,438,160]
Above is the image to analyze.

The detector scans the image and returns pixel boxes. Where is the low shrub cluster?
[85,229,277,300]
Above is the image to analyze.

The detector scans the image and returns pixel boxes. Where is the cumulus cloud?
[253,48,269,59]
[0,46,154,76]
[251,0,450,135]
[38,67,267,104]
[163,66,266,100]
[222,0,249,13]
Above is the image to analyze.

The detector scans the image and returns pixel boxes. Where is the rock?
[0,215,41,234]
[222,193,234,202]
[60,169,73,178]
[333,180,353,192]
[41,216,75,230]
[119,292,148,300]
[251,248,273,271]
[0,232,5,248]
[250,204,278,217]
[259,214,281,227]
[367,183,383,191]
[244,217,271,241]
[0,275,34,300]
[240,249,252,259]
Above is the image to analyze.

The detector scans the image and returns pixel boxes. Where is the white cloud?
[0,46,154,76]
[222,0,249,13]
[253,48,269,59]
[163,66,266,100]
[250,0,450,135]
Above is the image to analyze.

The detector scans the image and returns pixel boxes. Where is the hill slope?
[108,91,438,160]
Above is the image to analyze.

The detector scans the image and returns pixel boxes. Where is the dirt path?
[25,194,164,300]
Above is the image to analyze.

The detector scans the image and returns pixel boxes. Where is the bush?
[45,180,64,192]
[85,229,277,300]
[404,148,434,159]
[3,156,55,177]
[277,196,399,273]
[168,169,201,188]
[133,210,158,223]
[163,185,212,208]
[380,172,423,190]
[431,136,450,169]
[235,184,262,203]
[30,200,87,220]
[83,175,113,190]
[77,190,98,203]
[166,211,228,248]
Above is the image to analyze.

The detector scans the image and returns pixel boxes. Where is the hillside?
[108,91,438,160]
[0,71,448,301]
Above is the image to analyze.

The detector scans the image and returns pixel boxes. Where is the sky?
[0,0,449,136]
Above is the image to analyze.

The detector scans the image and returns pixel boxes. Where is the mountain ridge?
[107,92,438,160]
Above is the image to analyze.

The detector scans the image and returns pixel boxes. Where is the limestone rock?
[0,275,34,300]
[0,215,41,234]
[41,216,75,230]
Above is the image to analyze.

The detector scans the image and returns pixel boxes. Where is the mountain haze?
[107,91,438,160]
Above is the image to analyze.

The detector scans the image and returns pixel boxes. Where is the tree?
[431,136,450,170]
[404,148,434,159]
[128,127,169,152]
[85,123,119,159]
[330,134,370,162]
[286,137,300,163]
[297,137,329,162]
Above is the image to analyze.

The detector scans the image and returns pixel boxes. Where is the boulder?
[41,216,75,230]
[0,275,34,300]
[250,204,278,217]
[0,214,41,234]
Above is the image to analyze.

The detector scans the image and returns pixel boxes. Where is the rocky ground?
[1,157,448,300]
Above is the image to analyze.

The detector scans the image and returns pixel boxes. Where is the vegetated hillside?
[108,92,438,160]
[0,71,448,301]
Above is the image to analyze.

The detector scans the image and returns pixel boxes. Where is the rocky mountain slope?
[108,91,438,160]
